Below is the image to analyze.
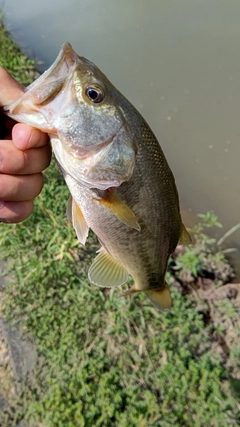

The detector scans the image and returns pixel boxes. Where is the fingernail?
[0,201,4,209]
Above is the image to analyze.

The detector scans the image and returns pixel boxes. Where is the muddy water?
[1,0,240,267]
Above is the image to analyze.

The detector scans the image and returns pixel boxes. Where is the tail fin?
[122,283,172,311]
[145,285,172,311]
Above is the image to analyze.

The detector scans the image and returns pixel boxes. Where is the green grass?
[1,22,240,427]
[0,18,39,85]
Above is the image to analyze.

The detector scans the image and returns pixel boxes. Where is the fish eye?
[85,85,104,103]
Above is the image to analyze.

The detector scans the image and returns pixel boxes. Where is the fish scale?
[3,43,191,310]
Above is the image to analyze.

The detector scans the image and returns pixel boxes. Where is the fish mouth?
[39,43,78,83]
[2,43,80,129]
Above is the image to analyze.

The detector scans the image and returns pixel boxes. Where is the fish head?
[4,43,140,189]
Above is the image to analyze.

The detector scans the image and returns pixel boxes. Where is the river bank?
[1,23,240,427]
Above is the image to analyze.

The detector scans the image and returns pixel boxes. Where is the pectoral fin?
[88,248,129,288]
[93,191,140,231]
[66,196,89,245]
[178,223,192,245]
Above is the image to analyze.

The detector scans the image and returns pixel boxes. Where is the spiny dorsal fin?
[93,190,141,231]
[88,248,129,288]
[66,196,89,245]
[178,223,192,245]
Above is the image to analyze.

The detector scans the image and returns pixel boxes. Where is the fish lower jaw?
[55,152,129,190]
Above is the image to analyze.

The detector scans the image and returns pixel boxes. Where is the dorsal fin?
[88,248,129,288]
[178,223,191,245]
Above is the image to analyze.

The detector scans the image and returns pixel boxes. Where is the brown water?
[1,0,240,269]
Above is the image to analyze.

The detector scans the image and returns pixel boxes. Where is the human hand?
[0,67,51,223]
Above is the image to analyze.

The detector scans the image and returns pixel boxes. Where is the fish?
[3,43,191,310]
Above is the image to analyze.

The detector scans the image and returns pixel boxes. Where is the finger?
[0,139,52,175]
[0,173,44,202]
[0,67,24,106]
[12,123,49,150]
[0,200,34,223]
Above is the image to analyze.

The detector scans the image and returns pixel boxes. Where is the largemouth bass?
[4,43,190,310]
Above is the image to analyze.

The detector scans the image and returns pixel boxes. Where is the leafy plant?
[170,212,238,285]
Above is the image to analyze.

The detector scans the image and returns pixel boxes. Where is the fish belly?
[64,149,181,292]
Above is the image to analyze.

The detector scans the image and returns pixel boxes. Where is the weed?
[170,212,237,285]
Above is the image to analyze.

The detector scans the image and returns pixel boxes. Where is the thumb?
[0,66,25,107]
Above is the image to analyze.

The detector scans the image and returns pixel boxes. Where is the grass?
[0,18,39,85]
[1,21,240,427]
